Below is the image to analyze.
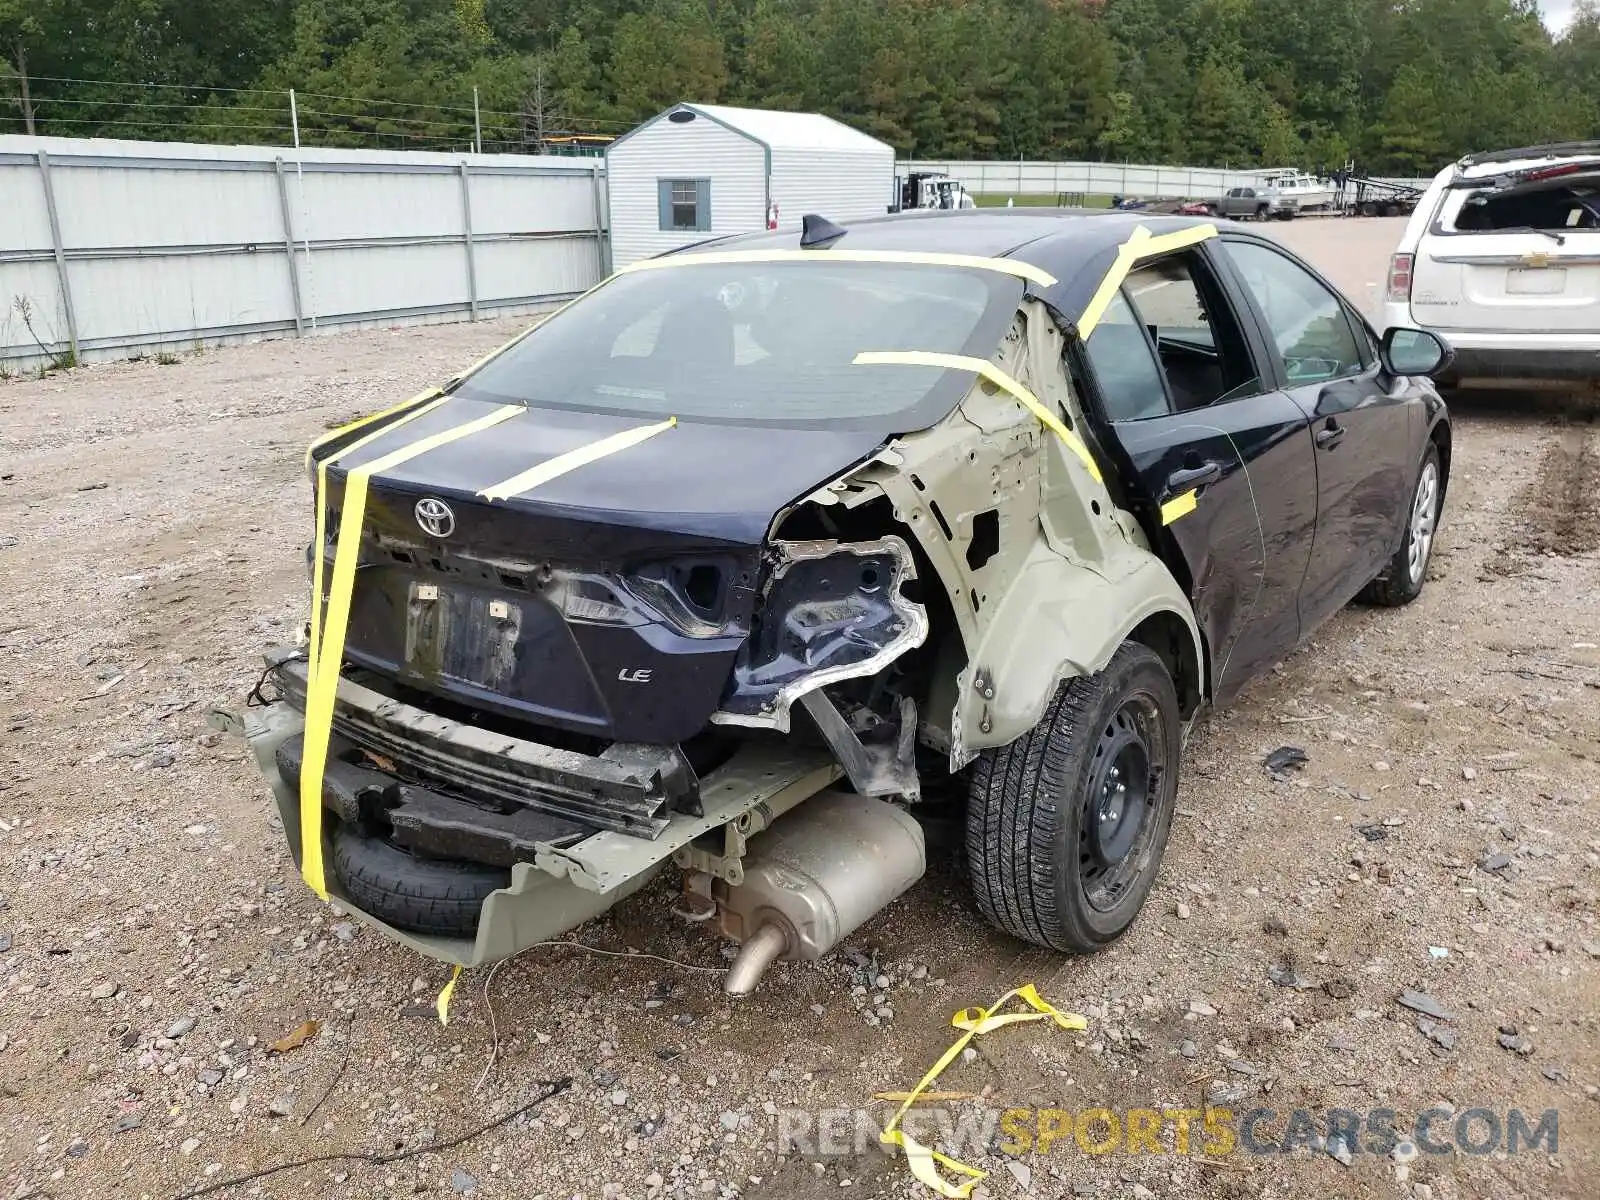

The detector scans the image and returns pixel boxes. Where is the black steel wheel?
[966,642,1181,953]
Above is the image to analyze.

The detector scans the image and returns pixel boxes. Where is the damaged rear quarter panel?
[835,301,1203,767]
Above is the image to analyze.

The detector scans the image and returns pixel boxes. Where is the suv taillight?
[1386,252,1414,302]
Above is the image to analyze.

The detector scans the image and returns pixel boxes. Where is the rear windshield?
[1442,171,1600,233]
[456,260,1020,431]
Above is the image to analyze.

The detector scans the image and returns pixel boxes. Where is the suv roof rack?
[1459,141,1600,168]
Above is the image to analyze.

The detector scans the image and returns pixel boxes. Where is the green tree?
[607,3,727,122]
[2,0,1592,171]
[1187,57,1261,166]
[1372,63,1447,173]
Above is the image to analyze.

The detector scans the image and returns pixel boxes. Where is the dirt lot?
[1,218,1597,1200]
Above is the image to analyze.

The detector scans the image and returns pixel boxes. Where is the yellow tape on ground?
[309,393,453,676]
[1161,488,1198,525]
[1077,223,1219,339]
[622,248,1057,289]
[436,965,463,1026]
[476,417,677,503]
[304,388,443,473]
[298,401,524,897]
[880,984,1086,1198]
[853,350,1102,484]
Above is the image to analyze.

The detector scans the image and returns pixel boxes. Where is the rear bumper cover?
[1439,345,1600,386]
[240,694,840,966]
[1383,305,1600,385]
[270,653,697,837]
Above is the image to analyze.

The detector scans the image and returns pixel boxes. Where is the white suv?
[1381,142,1600,389]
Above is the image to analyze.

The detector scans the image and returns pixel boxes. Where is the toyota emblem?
[414,497,455,539]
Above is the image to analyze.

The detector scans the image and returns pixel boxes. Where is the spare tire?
[330,826,508,937]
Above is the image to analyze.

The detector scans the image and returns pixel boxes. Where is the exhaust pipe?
[714,790,926,995]
[723,924,789,996]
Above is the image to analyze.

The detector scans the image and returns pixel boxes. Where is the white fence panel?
[0,136,606,373]
[474,237,602,308]
[902,159,1434,199]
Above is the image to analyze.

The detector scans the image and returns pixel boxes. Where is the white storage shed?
[604,103,895,269]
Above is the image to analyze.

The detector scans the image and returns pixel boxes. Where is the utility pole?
[13,42,34,135]
[472,86,482,154]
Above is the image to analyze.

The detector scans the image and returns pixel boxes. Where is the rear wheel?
[1359,443,1441,607]
[966,643,1180,953]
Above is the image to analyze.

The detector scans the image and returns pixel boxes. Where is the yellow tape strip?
[476,417,677,503]
[436,965,463,1026]
[853,351,1102,483]
[304,388,442,472]
[298,402,524,897]
[621,248,1057,289]
[1077,223,1219,339]
[1161,488,1198,525]
[309,394,453,675]
[880,984,1086,1198]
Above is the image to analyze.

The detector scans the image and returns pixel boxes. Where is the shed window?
[659,179,711,232]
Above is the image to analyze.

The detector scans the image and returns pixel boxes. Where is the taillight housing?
[1386,252,1414,303]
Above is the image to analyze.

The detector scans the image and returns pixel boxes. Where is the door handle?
[1166,462,1222,494]
[1315,420,1345,450]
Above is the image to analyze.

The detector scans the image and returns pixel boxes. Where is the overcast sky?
[1541,0,1577,30]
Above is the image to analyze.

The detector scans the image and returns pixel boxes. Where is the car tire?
[1358,443,1441,607]
[965,642,1181,954]
[331,825,509,937]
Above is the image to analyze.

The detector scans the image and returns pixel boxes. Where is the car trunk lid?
[318,398,888,746]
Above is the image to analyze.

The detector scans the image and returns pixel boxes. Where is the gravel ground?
[1,219,1596,1200]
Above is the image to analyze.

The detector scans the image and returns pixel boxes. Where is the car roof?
[691,209,1232,327]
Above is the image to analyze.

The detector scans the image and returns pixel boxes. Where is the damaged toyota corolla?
[227,211,1454,993]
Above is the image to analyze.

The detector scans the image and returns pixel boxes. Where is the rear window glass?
[1442,174,1600,233]
[457,260,1019,431]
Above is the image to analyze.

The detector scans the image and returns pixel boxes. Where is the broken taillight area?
[713,536,928,731]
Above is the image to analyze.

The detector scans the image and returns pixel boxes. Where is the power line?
[23,74,283,95]
[297,89,632,129]
[27,95,289,115]
[1,115,287,133]
[297,106,471,132]
[16,73,634,130]
[4,71,627,147]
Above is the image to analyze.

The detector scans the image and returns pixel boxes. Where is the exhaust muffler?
[714,790,926,995]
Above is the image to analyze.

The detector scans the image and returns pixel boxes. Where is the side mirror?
[1381,327,1453,378]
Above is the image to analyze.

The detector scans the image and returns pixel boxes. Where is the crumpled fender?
[950,539,1202,767]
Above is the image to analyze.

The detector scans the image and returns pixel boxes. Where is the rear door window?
[1081,251,1264,420]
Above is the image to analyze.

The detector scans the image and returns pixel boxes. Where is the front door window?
[1225,241,1364,385]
